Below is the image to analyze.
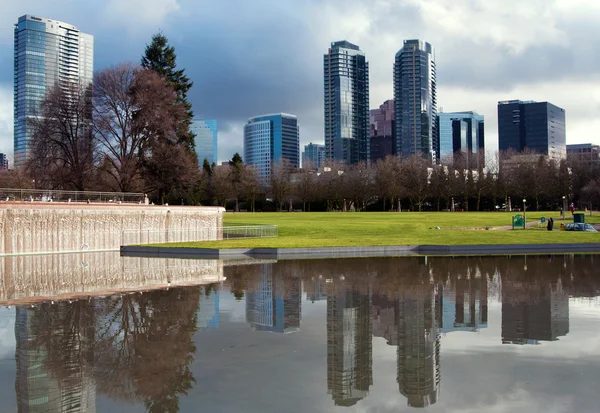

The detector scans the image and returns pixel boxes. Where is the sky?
[1,0,600,163]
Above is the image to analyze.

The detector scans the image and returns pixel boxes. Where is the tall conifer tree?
[141,32,196,152]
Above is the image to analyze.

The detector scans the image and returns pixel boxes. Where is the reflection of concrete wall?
[0,204,224,254]
[0,252,223,304]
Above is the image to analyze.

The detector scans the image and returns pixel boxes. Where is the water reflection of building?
[502,281,569,345]
[197,288,220,329]
[245,265,301,333]
[441,276,488,333]
[15,307,96,412]
[327,284,373,406]
[396,285,441,408]
[305,277,327,303]
[372,294,398,345]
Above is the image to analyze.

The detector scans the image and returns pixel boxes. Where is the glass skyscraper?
[324,41,369,164]
[394,40,437,162]
[191,119,218,165]
[436,112,484,165]
[497,100,566,160]
[302,142,325,169]
[13,15,94,166]
[243,113,299,183]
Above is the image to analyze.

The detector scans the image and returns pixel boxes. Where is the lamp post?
[451,197,455,212]
[508,196,512,212]
[562,195,567,220]
[523,198,527,229]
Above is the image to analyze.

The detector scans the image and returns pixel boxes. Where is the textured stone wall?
[0,203,224,254]
[0,251,224,304]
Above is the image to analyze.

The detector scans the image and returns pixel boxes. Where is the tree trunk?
[303,201,306,212]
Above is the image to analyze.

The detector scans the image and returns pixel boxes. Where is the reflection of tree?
[95,288,200,412]
[24,285,203,413]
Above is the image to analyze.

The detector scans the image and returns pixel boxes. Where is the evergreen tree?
[141,32,195,152]
[202,158,212,177]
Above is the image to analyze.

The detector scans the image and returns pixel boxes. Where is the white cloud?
[102,0,181,32]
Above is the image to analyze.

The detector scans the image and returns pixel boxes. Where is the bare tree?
[293,161,317,212]
[375,156,402,211]
[27,82,97,190]
[94,63,191,196]
[428,164,448,211]
[210,165,232,207]
[241,165,263,212]
[343,162,374,211]
[270,159,293,211]
[401,154,429,212]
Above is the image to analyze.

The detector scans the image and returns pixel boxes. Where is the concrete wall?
[0,251,224,304]
[0,203,224,255]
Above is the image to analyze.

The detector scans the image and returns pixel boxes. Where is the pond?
[0,253,598,412]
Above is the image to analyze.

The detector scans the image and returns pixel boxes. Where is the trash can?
[574,213,585,224]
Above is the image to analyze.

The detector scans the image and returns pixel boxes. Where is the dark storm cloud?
[2,0,600,157]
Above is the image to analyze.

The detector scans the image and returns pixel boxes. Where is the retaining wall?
[0,203,224,255]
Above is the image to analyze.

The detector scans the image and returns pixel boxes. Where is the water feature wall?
[0,252,224,304]
[0,203,224,255]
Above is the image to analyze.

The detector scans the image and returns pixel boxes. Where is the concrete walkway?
[121,243,600,260]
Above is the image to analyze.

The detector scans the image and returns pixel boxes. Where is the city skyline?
[1,1,599,162]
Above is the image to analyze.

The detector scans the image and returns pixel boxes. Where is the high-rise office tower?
[394,40,437,162]
[497,100,566,160]
[324,41,370,164]
[436,112,485,166]
[191,119,218,165]
[244,113,299,183]
[370,99,395,162]
[302,142,325,169]
[14,15,94,166]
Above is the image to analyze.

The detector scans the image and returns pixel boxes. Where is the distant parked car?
[564,223,598,232]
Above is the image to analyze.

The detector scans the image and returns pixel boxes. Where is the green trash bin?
[574,213,585,224]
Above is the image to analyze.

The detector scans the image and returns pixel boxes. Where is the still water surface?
[0,254,599,412]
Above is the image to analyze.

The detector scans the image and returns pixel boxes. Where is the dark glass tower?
[394,40,437,162]
[497,100,566,159]
[324,41,370,164]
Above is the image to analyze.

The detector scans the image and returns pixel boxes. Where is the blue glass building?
[302,142,325,169]
[245,265,301,333]
[324,41,370,164]
[394,40,437,162]
[436,112,484,166]
[13,15,94,167]
[497,100,566,160]
[243,113,299,183]
[191,119,218,165]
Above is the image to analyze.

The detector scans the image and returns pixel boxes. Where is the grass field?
[153,211,600,249]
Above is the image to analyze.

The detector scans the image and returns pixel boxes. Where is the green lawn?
[152,211,600,249]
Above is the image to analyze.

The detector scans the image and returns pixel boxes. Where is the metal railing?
[0,188,145,204]
[121,225,278,246]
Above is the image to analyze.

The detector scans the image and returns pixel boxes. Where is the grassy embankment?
[152,211,600,249]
